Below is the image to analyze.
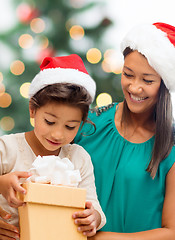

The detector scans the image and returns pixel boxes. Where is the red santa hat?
[121,22,175,92]
[29,54,96,102]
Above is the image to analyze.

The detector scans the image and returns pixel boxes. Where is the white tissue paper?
[27,155,81,187]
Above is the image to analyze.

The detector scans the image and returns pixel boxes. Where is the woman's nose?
[129,80,142,93]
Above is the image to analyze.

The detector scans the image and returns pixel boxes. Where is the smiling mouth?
[47,139,61,145]
[130,93,148,102]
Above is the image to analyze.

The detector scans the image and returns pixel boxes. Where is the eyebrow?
[45,112,81,123]
[45,112,57,118]
[123,66,159,77]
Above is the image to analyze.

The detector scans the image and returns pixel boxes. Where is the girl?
[75,22,175,239]
[0,54,106,239]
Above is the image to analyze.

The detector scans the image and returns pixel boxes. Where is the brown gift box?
[18,182,87,240]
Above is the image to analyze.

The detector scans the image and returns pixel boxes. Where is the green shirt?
[74,103,175,233]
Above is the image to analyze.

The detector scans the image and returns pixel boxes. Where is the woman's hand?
[0,206,20,239]
[72,201,101,237]
[0,171,31,208]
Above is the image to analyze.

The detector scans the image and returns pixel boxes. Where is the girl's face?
[29,102,83,155]
[121,50,161,115]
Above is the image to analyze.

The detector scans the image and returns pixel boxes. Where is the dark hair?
[122,47,174,178]
[29,83,95,128]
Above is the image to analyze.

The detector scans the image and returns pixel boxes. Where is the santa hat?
[121,22,175,92]
[29,54,96,102]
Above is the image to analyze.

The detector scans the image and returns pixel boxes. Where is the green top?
[74,103,175,233]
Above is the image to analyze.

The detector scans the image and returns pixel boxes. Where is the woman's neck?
[115,102,155,143]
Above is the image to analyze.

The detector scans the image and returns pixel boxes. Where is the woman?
[75,22,175,239]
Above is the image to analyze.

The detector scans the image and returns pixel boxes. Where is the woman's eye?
[45,119,55,125]
[143,79,153,84]
[123,72,133,78]
[66,125,76,130]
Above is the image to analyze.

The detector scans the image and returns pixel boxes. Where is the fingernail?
[75,220,78,224]
[22,190,26,194]
[72,214,76,218]
[4,214,11,219]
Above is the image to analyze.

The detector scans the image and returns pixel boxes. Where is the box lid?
[19,182,86,208]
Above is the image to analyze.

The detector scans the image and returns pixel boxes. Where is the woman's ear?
[29,102,36,118]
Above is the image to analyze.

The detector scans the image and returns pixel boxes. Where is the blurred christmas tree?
[0,0,123,135]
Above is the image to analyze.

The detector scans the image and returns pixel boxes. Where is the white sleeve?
[0,134,18,175]
[69,144,106,230]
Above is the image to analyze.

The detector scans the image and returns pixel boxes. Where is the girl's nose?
[51,128,64,140]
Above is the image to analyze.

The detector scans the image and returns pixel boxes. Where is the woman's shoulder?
[159,145,175,176]
[87,103,118,127]
[89,102,118,119]
[89,103,117,117]
[75,103,119,143]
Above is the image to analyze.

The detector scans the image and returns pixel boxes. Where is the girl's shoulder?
[0,133,26,174]
[60,144,93,170]
[0,132,25,145]
[61,143,91,159]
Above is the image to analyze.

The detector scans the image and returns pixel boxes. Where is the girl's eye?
[45,119,55,125]
[123,72,133,78]
[66,125,76,130]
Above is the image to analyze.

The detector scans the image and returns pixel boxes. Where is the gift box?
[18,182,87,240]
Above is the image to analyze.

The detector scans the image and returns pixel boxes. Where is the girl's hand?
[0,171,31,208]
[0,206,20,239]
[72,201,101,237]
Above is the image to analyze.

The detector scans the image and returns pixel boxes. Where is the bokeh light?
[18,34,34,49]
[103,49,123,74]
[0,116,15,131]
[36,47,55,64]
[0,72,3,82]
[20,82,30,98]
[0,93,12,108]
[86,48,102,64]
[10,60,25,75]
[69,25,84,40]
[40,36,49,49]
[30,18,45,33]
[96,93,112,107]
[101,59,112,73]
[69,0,86,8]
[0,83,5,96]
[65,19,72,31]
[16,3,39,24]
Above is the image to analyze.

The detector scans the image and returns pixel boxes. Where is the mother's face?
[121,50,161,115]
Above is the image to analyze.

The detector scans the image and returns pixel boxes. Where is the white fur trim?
[29,68,96,101]
[121,24,175,92]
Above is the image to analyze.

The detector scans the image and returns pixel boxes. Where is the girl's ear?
[29,102,36,118]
